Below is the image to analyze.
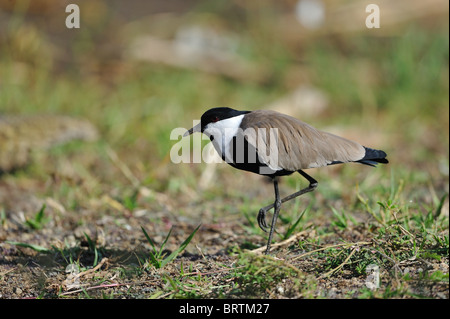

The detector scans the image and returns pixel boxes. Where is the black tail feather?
[357,147,389,167]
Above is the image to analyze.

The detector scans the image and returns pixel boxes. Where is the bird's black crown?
[200,107,250,131]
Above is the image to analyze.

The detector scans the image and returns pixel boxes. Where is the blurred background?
[0,0,448,230]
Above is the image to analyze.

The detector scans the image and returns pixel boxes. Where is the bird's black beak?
[183,122,202,137]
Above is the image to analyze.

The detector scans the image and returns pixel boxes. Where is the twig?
[60,264,241,297]
[290,241,372,261]
[60,282,127,296]
[196,244,213,268]
[250,230,309,254]
[180,265,244,278]
[62,258,109,292]
[60,278,161,296]
[0,267,17,277]
[365,240,402,277]
[318,247,358,279]
[105,145,140,188]
[74,257,109,280]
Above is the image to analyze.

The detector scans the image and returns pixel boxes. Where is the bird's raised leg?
[257,170,318,234]
[264,178,282,254]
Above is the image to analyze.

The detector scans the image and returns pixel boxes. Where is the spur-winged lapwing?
[185,107,388,254]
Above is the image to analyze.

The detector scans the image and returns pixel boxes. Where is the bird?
[184,107,388,254]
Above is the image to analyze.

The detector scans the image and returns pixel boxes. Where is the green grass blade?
[434,194,448,218]
[160,224,201,268]
[141,226,162,268]
[283,206,308,240]
[158,226,173,258]
[35,204,46,223]
[331,207,348,230]
[84,232,98,266]
[147,251,161,268]
[24,204,48,230]
[141,226,157,254]
[6,241,50,253]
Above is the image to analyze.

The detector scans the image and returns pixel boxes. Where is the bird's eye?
[212,116,219,123]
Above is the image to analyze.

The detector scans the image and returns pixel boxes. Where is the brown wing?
[239,110,365,171]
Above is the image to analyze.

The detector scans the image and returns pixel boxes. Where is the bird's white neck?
[203,114,244,162]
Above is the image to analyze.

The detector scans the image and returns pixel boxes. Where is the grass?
[230,250,314,298]
[141,224,201,269]
[23,204,50,230]
[0,1,448,299]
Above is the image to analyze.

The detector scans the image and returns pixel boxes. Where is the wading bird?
[184,107,388,254]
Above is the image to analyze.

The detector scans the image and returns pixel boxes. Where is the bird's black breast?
[224,135,294,178]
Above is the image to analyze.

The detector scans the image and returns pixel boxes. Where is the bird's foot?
[257,208,269,232]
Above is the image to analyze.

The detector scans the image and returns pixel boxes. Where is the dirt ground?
[0,163,448,299]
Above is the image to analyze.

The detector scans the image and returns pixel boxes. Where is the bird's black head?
[200,107,249,131]
[184,107,250,136]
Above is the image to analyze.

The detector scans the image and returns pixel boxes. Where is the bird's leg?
[257,170,318,233]
[264,178,282,255]
[257,208,269,232]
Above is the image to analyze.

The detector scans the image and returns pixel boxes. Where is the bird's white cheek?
[203,115,245,161]
[203,125,223,153]
[203,126,233,160]
[203,124,220,138]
